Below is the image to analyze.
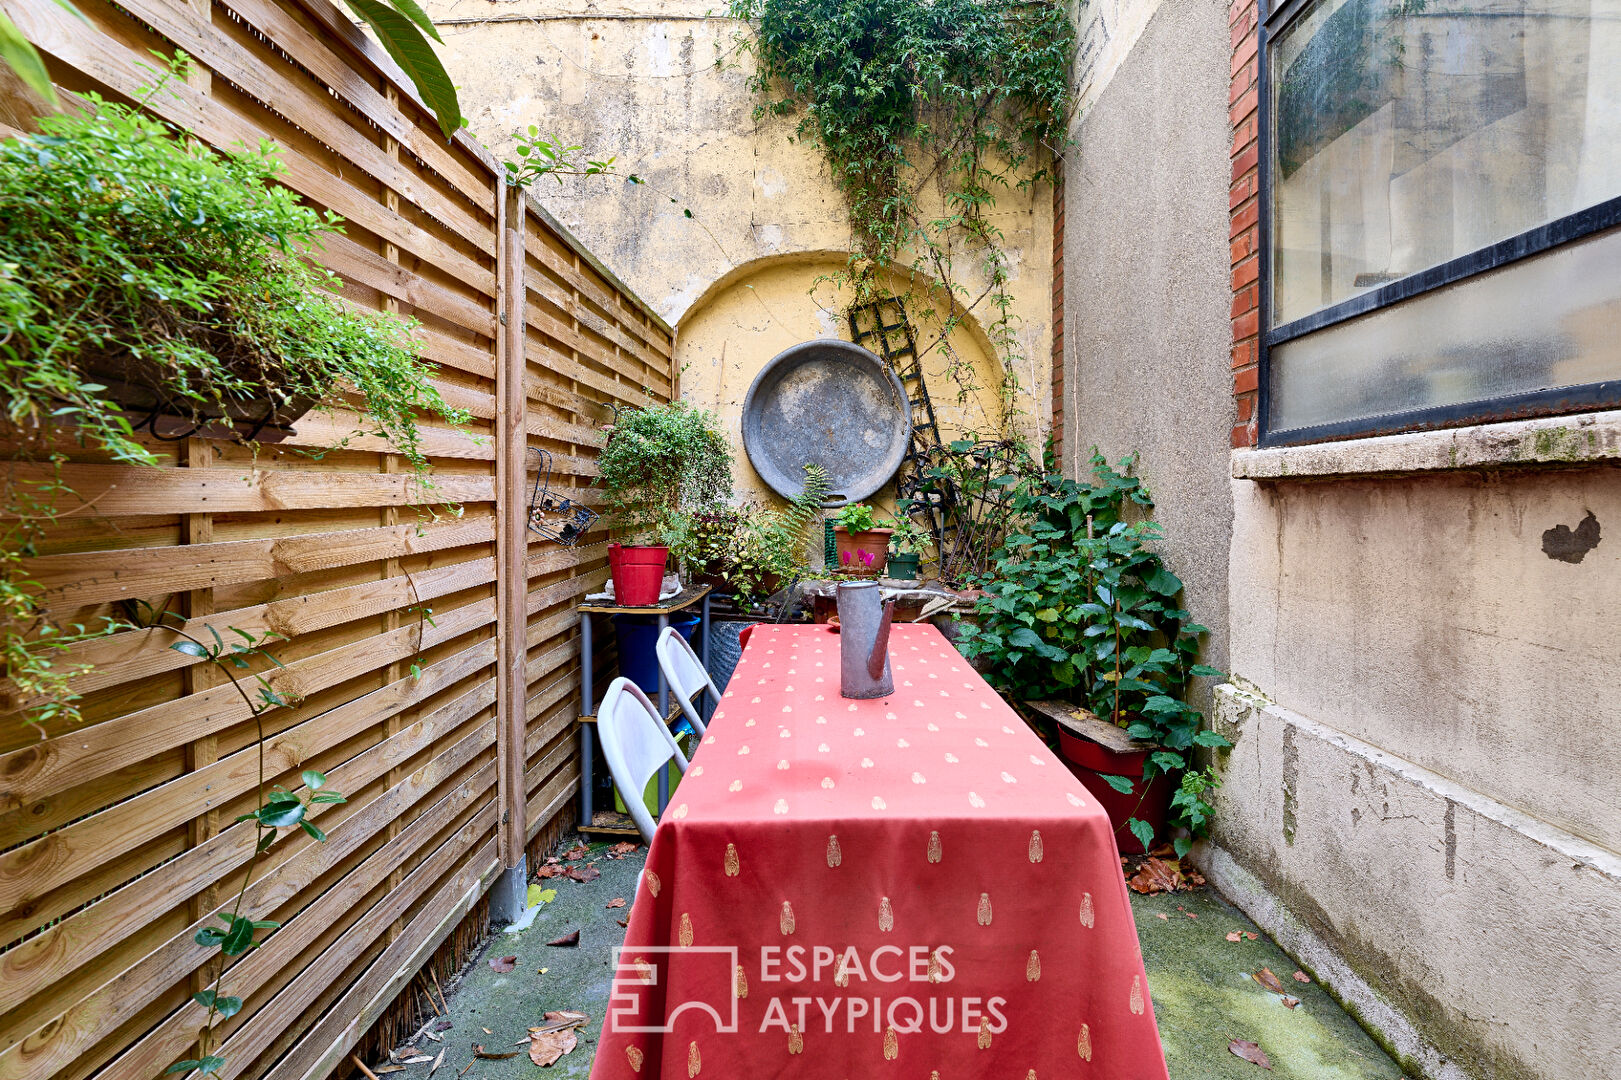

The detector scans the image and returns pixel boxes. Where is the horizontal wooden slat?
[0,620,496,840]
[0,463,494,517]
[0,661,497,1022]
[26,516,493,607]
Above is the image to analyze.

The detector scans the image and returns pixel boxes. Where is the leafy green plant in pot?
[723,465,830,607]
[0,75,470,736]
[885,512,931,580]
[595,401,731,605]
[831,502,893,578]
[956,452,1231,856]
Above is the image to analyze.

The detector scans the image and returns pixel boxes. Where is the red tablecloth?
[592,624,1168,1079]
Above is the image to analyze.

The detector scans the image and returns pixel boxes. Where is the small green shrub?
[0,78,468,734]
[595,401,732,543]
[833,502,881,533]
[723,464,830,605]
[956,452,1231,854]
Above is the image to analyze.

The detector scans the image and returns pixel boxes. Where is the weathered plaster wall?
[1207,685,1621,1080]
[1216,450,1621,1080]
[1229,463,1621,856]
[426,0,1053,455]
[1065,2,1621,1077]
[1061,0,1235,669]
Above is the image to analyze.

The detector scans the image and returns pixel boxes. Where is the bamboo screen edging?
[0,1,675,1078]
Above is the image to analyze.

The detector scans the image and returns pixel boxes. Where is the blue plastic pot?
[612,612,700,696]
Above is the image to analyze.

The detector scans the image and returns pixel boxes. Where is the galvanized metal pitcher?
[836,581,895,699]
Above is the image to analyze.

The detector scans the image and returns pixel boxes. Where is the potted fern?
[595,402,731,605]
[722,465,829,606]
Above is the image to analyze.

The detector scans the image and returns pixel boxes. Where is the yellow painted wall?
[424,0,1055,516]
[676,254,1019,513]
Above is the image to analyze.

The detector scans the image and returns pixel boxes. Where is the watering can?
[836,580,895,699]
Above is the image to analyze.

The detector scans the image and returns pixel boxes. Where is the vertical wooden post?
[492,182,529,922]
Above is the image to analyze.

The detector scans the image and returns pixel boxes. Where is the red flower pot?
[1058,728,1171,855]
[610,544,669,606]
[833,526,892,578]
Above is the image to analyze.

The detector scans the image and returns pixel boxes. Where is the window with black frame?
[1262,0,1621,444]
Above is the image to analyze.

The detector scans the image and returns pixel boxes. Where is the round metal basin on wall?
[741,340,912,507]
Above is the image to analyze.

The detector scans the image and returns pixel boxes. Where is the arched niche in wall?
[673,252,1030,509]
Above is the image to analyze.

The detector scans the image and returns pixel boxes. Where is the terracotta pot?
[833,526,893,578]
[1058,727,1171,856]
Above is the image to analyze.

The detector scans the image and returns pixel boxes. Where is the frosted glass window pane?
[1270,0,1621,326]
[1268,225,1621,433]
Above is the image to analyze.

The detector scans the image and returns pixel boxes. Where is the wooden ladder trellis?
[848,296,955,553]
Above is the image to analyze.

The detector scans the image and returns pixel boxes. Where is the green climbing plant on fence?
[0,65,468,736]
[727,0,1075,415]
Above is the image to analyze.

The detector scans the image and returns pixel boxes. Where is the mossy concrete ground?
[372,837,1405,1079]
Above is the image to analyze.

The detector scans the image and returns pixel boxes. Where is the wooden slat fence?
[0,2,674,1078]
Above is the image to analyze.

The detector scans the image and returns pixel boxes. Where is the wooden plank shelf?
[579,810,642,837]
[578,583,712,616]
[1023,699,1158,754]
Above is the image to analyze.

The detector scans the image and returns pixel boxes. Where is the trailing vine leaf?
[341,0,464,141]
[729,0,1074,414]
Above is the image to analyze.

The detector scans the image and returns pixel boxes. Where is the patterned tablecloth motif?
[591,624,1169,1079]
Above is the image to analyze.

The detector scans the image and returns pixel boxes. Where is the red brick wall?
[1230,0,1261,447]
[1051,158,1066,468]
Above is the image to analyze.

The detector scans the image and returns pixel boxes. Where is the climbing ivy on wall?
[727,0,1075,416]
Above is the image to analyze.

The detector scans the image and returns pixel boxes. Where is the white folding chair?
[655,626,719,741]
[597,677,690,843]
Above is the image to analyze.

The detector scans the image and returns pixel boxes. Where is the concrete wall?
[1060,0,1235,669]
[1213,446,1621,1080]
[1062,1,1621,1077]
[425,0,1053,467]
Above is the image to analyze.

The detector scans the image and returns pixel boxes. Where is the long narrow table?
[591,623,1169,1078]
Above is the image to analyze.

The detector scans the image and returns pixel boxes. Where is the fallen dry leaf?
[535,863,567,879]
[472,1044,519,1060]
[434,1020,454,1031]
[489,955,517,973]
[566,863,601,884]
[423,1031,442,1043]
[374,1067,405,1075]
[1229,1039,1272,1069]
[546,929,581,947]
[1253,968,1288,995]
[1281,996,1300,1009]
[1185,912,1198,919]
[538,1010,590,1029]
[427,1048,445,1077]
[563,844,590,861]
[528,1030,578,1066]
[1226,932,1242,942]
[481,1028,492,1035]
[1245,931,1258,941]
[617,917,629,928]
[1127,857,1186,895]
[606,897,627,909]
[1293,970,1311,984]
[610,841,639,855]
[1155,913,1169,920]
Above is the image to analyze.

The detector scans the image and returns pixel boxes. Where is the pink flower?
[859,550,875,567]
[840,551,852,566]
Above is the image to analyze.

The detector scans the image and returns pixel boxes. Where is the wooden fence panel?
[0,1,674,1078]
